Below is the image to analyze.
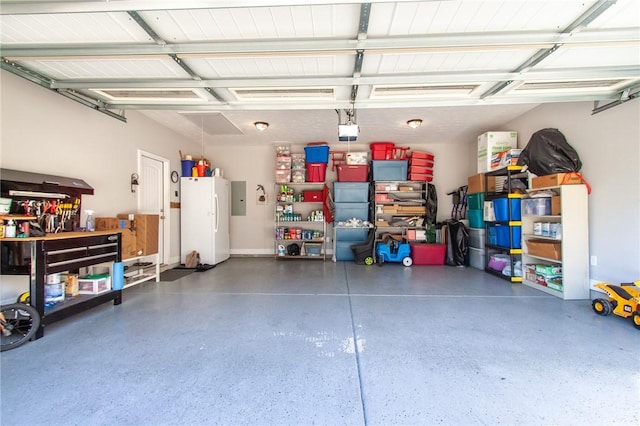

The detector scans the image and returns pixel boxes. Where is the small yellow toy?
[592,281,640,330]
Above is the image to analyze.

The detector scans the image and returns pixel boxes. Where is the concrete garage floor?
[1,258,638,426]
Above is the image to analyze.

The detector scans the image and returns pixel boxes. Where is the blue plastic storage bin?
[334,202,369,221]
[335,227,370,241]
[468,209,484,229]
[371,160,408,181]
[304,145,330,163]
[493,197,521,221]
[333,182,370,202]
[494,225,521,248]
[335,240,367,261]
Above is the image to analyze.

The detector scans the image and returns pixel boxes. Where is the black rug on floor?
[159,268,195,282]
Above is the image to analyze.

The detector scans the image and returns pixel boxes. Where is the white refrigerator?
[180,176,230,266]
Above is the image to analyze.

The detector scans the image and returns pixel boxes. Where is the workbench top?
[0,229,121,242]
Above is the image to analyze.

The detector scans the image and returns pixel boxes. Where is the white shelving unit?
[122,253,160,288]
[274,183,327,260]
[521,184,589,299]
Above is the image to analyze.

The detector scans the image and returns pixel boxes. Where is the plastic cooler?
[336,164,369,182]
[493,197,521,221]
[370,142,395,160]
[304,145,330,163]
[306,163,327,182]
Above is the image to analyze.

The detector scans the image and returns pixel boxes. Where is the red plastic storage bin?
[410,151,435,161]
[409,165,433,175]
[336,164,369,182]
[410,243,446,265]
[303,190,323,202]
[370,142,395,160]
[408,173,433,182]
[306,162,327,182]
[409,157,435,168]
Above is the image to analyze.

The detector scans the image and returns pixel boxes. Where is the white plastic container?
[4,220,16,238]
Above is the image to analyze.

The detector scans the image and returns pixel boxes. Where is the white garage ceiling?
[1,0,639,146]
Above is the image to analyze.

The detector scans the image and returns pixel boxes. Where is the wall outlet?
[590,255,597,266]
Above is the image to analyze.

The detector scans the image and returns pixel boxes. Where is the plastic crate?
[370,142,395,160]
[333,182,370,202]
[409,243,446,265]
[304,145,330,163]
[334,202,369,221]
[493,198,522,221]
[336,164,369,182]
[306,163,327,182]
[371,160,408,181]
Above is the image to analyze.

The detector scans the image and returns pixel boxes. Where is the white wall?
[502,101,640,285]
[1,70,199,302]
[208,141,470,255]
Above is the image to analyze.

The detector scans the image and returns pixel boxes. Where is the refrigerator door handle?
[214,193,219,232]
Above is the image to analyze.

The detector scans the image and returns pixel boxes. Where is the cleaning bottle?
[85,210,95,232]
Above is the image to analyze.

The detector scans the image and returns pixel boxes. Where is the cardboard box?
[467,173,497,194]
[551,195,561,216]
[95,217,121,231]
[491,148,522,170]
[477,131,517,173]
[524,264,537,282]
[526,239,562,260]
[531,172,583,189]
[120,228,138,259]
[117,214,159,256]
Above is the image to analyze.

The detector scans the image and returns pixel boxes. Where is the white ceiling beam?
[101,91,624,111]
[0,0,438,15]
[2,28,638,58]
[47,66,640,90]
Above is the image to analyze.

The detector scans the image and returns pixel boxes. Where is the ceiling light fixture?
[254,121,269,131]
[407,119,422,129]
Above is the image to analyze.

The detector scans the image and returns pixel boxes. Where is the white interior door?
[138,150,169,265]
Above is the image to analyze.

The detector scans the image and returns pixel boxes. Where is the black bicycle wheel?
[1,303,40,352]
